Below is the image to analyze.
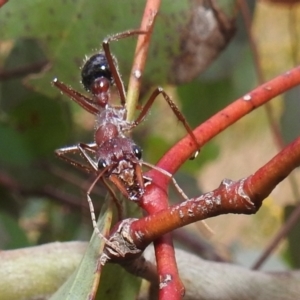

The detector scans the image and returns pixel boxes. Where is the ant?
[53,30,200,241]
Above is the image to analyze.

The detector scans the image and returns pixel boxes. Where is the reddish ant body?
[53,30,200,238]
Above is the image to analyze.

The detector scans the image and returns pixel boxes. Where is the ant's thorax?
[95,105,132,136]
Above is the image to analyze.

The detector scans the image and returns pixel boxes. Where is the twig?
[172,228,228,262]
[154,65,300,182]
[252,203,300,270]
[0,0,8,9]
[0,170,85,211]
[239,0,300,269]
[0,61,48,81]
[126,0,160,121]
[130,136,300,246]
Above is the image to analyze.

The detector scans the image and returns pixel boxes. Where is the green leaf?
[50,196,113,300]
[284,205,300,268]
[142,135,173,165]
[10,93,70,157]
[0,0,238,97]
[177,78,235,128]
[181,141,220,174]
[0,212,30,249]
[0,38,47,112]
[231,47,257,96]
[0,241,86,300]
[0,123,33,167]
[96,264,140,300]
[280,86,300,145]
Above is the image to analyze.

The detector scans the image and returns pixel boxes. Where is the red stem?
[154,236,185,300]
[128,1,185,299]
[0,0,8,9]
[126,0,159,121]
[132,135,300,246]
[146,66,300,191]
[135,65,300,242]
[138,56,300,299]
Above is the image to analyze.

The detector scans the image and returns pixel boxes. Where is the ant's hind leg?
[132,87,200,159]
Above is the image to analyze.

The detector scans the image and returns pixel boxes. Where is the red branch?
[126,0,159,121]
[106,4,300,299]
[125,0,187,299]
[150,66,300,185]
[0,0,8,9]
[132,65,300,299]
[153,236,185,299]
[140,66,300,218]
[106,65,300,295]
[131,135,300,246]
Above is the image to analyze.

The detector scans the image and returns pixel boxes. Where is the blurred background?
[0,0,300,272]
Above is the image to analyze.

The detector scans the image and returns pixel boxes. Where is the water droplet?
[243,94,252,101]
[134,69,142,79]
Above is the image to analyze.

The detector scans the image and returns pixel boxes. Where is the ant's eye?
[98,158,107,169]
[81,53,113,91]
[132,145,142,160]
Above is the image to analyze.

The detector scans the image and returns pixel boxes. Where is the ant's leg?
[52,78,99,115]
[77,143,100,171]
[101,179,124,220]
[102,30,147,106]
[132,87,200,159]
[86,173,125,256]
[141,161,213,236]
[141,161,189,201]
[78,144,124,219]
[55,143,97,173]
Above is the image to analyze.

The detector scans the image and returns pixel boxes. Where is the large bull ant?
[53,30,200,241]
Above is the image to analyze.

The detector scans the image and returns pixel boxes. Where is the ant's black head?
[81,53,113,92]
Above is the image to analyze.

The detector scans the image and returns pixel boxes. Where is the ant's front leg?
[55,143,97,173]
[86,172,126,256]
[77,143,127,219]
[52,79,99,115]
[102,29,147,106]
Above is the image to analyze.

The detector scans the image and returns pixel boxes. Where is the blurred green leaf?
[280,86,300,145]
[0,38,47,112]
[50,197,113,300]
[0,1,186,94]
[177,46,256,129]
[0,1,238,97]
[181,141,219,174]
[199,0,255,81]
[0,123,33,167]
[284,205,300,268]
[0,212,30,249]
[0,241,86,300]
[231,47,257,96]
[169,172,202,203]
[96,264,140,300]
[143,135,173,165]
[177,78,235,128]
[10,94,70,157]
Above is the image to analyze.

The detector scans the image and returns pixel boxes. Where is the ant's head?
[81,53,116,107]
[97,137,144,201]
[97,137,142,169]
